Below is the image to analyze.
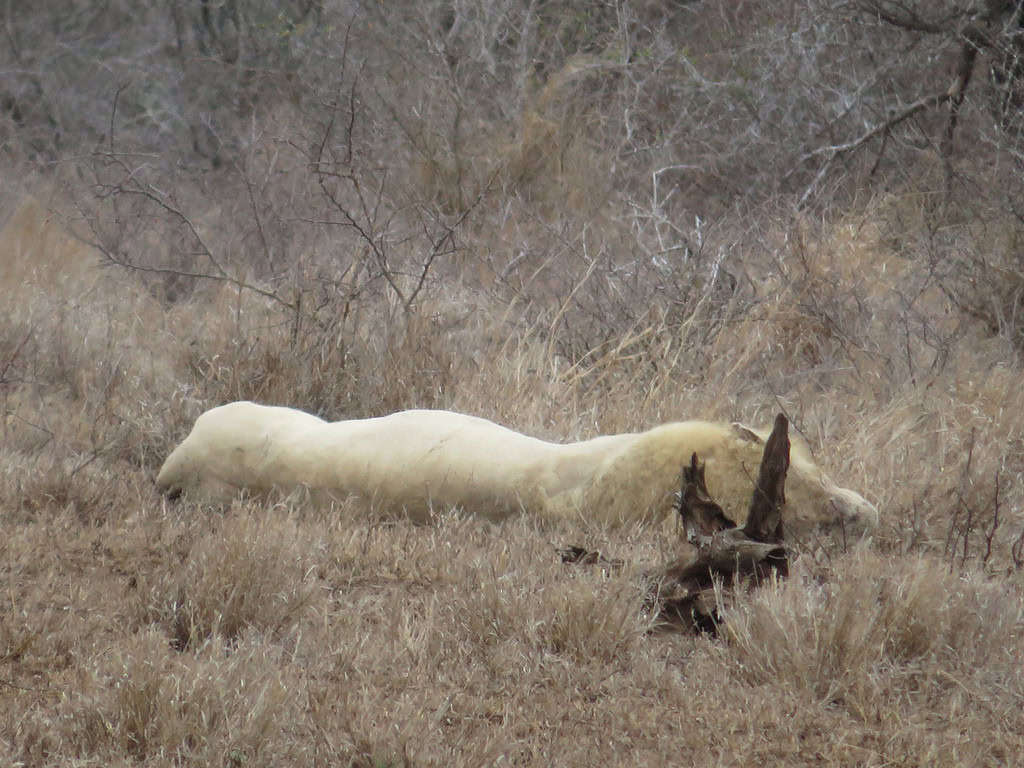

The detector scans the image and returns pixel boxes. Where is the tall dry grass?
[2,159,1023,768]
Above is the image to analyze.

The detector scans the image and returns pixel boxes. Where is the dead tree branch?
[744,412,790,545]
[677,452,737,543]
[656,412,791,629]
[562,413,792,634]
[797,1,1024,205]
[797,89,953,207]
[86,150,295,312]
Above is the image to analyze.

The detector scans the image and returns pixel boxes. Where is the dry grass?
[719,549,1023,765]
[5,2,1024,763]
[2,172,1023,768]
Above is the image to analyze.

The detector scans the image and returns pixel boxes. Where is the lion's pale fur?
[156,401,878,533]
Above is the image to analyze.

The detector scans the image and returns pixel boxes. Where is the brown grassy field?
[2,176,1022,767]
[3,4,1024,762]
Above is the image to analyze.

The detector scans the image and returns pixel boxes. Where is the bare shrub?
[932,212,1024,352]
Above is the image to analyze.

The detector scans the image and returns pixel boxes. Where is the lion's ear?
[730,423,764,444]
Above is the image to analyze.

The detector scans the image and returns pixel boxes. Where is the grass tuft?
[136,507,320,649]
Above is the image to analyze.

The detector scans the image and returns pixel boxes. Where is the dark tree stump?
[561,413,792,634]
[654,412,790,630]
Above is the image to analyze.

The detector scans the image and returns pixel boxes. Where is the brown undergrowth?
[2,178,1023,767]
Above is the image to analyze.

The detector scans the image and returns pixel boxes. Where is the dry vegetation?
[3,1,1024,765]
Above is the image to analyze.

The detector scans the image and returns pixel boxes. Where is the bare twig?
[798,88,952,207]
[982,470,1001,566]
[795,0,1017,206]
[856,1,954,35]
[945,428,975,567]
[0,328,31,387]
[84,153,295,311]
[960,498,975,571]
[405,179,494,311]
[237,154,273,271]
[1012,526,1024,571]
[109,81,129,154]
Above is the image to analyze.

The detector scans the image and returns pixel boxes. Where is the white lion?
[156,401,878,533]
